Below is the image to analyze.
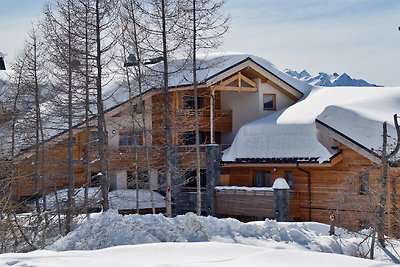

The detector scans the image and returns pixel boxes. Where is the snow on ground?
[0,212,399,266]
[215,186,274,192]
[109,189,165,210]
[40,212,398,262]
[0,242,395,267]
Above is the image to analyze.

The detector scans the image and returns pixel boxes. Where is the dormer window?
[263,94,276,110]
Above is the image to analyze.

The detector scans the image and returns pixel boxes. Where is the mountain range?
[284,69,379,87]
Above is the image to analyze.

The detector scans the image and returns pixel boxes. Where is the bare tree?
[183,0,228,215]
[93,0,120,211]
[120,0,157,213]
[130,0,190,216]
[42,0,80,234]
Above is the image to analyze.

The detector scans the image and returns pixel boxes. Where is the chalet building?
[7,53,307,214]
[219,85,400,236]
[5,52,399,236]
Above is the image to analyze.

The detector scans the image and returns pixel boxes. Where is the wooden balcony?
[90,145,209,171]
[176,145,207,169]
[175,109,232,132]
[215,187,300,219]
[105,146,164,170]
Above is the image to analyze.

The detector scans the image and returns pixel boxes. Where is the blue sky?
[2,0,400,86]
[224,0,400,86]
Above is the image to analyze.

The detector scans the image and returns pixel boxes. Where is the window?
[253,171,271,187]
[182,170,207,190]
[119,130,143,146]
[263,94,276,110]
[183,95,202,109]
[183,131,206,145]
[183,131,195,145]
[359,172,369,195]
[284,171,293,188]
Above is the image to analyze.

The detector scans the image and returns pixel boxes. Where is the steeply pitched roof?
[102,52,311,111]
[222,86,400,163]
[4,52,308,158]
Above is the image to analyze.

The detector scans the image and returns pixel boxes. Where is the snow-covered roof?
[102,52,311,111]
[222,86,400,163]
[1,52,310,158]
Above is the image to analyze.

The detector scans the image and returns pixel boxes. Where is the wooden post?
[272,178,290,222]
[210,90,215,144]
[206,144,220,216]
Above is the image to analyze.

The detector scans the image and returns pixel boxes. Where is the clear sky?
[1,0,400,86]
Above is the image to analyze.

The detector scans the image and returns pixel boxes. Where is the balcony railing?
[89,145,210,171]
[176,109,232,118]
[215,186,300,219]
[175,109,232,132]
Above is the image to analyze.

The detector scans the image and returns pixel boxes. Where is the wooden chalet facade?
[218,85,400,237]
[219,145,399,235]
[7,53,399,238]
[10,54,303,214]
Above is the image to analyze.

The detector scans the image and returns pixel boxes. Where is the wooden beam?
[211,85,258,92]
[239,73,257,88]
[220,73,240,86]
[220,72,257,89]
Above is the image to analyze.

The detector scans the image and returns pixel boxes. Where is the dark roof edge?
[315,118,380,159]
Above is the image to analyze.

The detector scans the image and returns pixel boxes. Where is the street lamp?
[124,53,163,67]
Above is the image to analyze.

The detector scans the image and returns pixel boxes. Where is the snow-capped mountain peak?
[284,69,378,87]
[298,70,311,79]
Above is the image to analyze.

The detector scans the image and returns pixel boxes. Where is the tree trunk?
[378,122,388,247]
[161,0,173,217]
[95,0,109,211]
[192,0,201,216]
[66,0,75,234]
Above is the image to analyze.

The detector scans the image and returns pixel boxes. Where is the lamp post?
[124,53,163,67]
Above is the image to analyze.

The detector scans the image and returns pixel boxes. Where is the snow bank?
[47,212,342,252]
[46,211,400,264]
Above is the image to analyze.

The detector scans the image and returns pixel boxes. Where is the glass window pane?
[263,95,275,110]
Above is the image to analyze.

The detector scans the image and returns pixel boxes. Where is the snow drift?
[47,211,399,264]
